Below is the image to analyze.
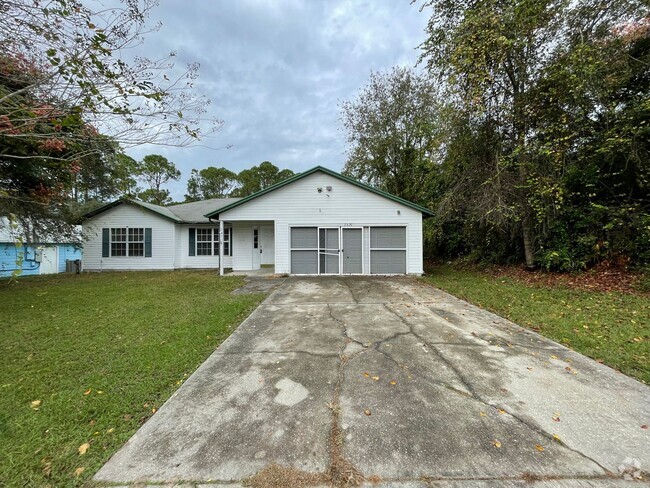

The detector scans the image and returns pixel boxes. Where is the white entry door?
[252,227,261,270]
[39,246,58,274]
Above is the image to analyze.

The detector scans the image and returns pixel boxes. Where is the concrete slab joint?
[94,276,650,488]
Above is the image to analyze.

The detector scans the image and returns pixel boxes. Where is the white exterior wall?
[220,172,424,274]
[82,204,176,270]
[174,224,233,269]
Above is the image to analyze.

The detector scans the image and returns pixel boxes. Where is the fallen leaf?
[641,425,648,430]
[492,439,502,448]
[123,414,132,421]
[479,411,487,417]
[364,409,371,416]
[97,390,103,394]
[83,389,92,395]
[552,415,561,422]
[107,428,115,433]
[78,443,90,455]
[498,409,506,414]
[30,400,41,410]
[372,376,379,381]
[363,372,370,378]
[526,367,533,371]
[389,380,397,385]
[535,444,545,452]
[74,467,85,477]
[552,434,561,442]
[550,355,558,360]
[151,408,157,413]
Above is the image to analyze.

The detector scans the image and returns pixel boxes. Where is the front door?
[342,228,363,274]
[252,227,261,270]
[318,227,339,274]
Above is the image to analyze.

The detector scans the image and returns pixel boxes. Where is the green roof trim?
[81,198,182,223]
[205,166,434,219]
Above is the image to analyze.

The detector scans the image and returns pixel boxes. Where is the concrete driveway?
[95,277,650,487]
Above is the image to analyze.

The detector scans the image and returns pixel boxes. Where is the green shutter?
[144,228,152,257]
[102,228,109,257]
[189,228,195,256]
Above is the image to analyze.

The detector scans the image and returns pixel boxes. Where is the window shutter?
[102,228,109,257]
[189,228,195,256]
[144,228,152,257]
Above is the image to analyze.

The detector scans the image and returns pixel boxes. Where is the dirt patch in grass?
[487,262,646,296]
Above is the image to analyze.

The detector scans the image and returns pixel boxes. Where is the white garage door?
[370,227,406,274]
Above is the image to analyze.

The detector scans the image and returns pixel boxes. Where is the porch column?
[219,220,224,276]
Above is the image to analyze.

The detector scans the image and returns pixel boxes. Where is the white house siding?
[82,204,176,270]
[219,172,424,275]
[174,224,233,269]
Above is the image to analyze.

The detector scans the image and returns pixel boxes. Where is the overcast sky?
[125,0,429,201]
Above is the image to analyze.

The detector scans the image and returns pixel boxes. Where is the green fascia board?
[81,198,182,223]
[205,166,434,219]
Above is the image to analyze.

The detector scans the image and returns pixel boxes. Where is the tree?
[340,67,441,204]
[0,0,220,241]
[136,154,180,205]
[232,162,294,197]
[138,188,172,206]
[418,0,649,268]
[185,166,239,201]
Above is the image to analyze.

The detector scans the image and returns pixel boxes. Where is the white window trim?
[110,227,145,257]
[192,226,232,257]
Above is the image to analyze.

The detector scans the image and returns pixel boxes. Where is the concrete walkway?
[94,277,650,487]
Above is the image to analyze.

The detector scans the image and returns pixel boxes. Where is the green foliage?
[232,161,294,197]
[341,67,441,204]
[400,0,650,270]
[185,166,238,201]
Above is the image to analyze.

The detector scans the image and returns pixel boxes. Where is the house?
[81,166,433,275]
[0,218,82,278]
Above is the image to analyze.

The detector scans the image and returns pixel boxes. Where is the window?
[189,227,232,256]
[224,227,232,256]
[196,228,213,256]
[110,228,127,256]
[110,227,144,257]
[253,228,259,249]
[128,228,144,257]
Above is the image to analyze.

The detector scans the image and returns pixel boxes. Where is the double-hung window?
[196,228,213,256]
[189,227,232,256]
[105,227,149,257]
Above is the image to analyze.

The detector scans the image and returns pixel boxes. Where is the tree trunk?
[522,220,535,268]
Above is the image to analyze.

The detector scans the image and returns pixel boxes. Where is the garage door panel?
[370,227,406,249]
[291,250,318,274]
[291,227,317,248]
[370,250,406,274]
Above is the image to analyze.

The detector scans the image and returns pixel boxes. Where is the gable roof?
[82,197,241,224]
[205,166,434,219]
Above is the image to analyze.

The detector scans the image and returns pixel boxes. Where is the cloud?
[124,0,428,201]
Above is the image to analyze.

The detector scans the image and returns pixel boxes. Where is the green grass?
[422,264,650,384]
[0,271,265,487]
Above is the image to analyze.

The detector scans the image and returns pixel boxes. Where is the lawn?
[422,264,649,384]
[0,271,265,487]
